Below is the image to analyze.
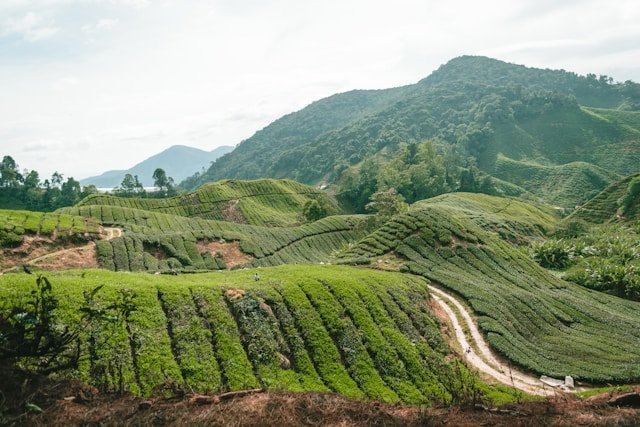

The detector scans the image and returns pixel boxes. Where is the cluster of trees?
[112,168,177,198]
[337,140,495,212]
[0,155,180,211]
[0,156,98,211]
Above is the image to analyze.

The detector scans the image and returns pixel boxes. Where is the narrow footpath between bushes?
[428,285,588,397]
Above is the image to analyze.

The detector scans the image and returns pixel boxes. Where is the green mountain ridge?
[184,56,640,206]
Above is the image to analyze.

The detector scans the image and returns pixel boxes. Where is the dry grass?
[2,367,637,427]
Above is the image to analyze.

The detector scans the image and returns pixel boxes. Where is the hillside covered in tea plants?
[338,193,640,383]
[2,184,640,394]
[0,266,503,404]
[76,179,338,227]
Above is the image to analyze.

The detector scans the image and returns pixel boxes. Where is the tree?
[0,156,21,188]
[60,177,81,206]
[365,188,408,220]
[302,199,328,222]
[153,168,169,190]
[133,175,145,195]
[80,185,99,200]
[23,170,40,190]
[152,168,175,196]
[116,174,136,196]
[51,172,64,187]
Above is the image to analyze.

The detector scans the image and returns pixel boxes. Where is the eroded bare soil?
[197,240,254,269]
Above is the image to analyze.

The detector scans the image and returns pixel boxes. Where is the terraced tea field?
[3,187,640,403]
[492,155,620,210]
[0,209,100,245]
[57,203,371,271]
[568,172,640,223]
[77,179,337,227]
[340,194,640,383]
[0,266,481,404]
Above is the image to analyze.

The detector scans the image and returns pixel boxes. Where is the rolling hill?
[2,179,640,406]
[75,178,339,227]
[81,145,233,188]
[338,193,640,383]
[492,155,620,209]
[183,56,640,209]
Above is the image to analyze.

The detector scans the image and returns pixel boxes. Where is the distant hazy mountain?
[81,145,234,188]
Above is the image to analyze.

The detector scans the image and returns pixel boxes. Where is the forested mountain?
[82,144,233,188]
[184,56,640,211]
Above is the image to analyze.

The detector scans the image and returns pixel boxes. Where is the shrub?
[552,220,589,239]
[0,230,22,247]
[620,176,640,216]
[567,259,640,300]
[531,240,573,269]
[0,276,78,373]
[302,200,328,222]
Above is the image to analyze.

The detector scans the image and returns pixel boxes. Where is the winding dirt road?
[428,285,584,396]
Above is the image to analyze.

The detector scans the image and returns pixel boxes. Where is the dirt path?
[428,285,586,396]
[1,242,98,274]
[0,228,120,274]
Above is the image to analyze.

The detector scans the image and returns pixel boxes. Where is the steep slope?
[184,88,412,188]
[567,172,640,223]
[339,193,640,383]
[81,145,233,188]
[76,179,338,227]
[0,266,464,404]
[185,56,640,190]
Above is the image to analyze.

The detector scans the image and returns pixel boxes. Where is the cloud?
[82,18,118,34]
[52,76,79,90]
[1,11,58,41]
[1,0,640,180]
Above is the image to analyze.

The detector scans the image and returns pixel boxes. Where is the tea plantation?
[567,172,640,223]
[3,184,640,400]
[339,194,640,383]
[76,179,338,227]
[492,155,620,210]
[0,209,101,247]
[59,203,371,271]
[0,266,481,403]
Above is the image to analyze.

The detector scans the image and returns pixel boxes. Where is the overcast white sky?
[1,0,639,181]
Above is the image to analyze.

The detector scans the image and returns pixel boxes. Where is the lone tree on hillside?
[152,168,176,196]
[365,188,408,221]
[302,199,329,222]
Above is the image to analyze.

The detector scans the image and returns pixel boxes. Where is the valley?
[1,56,640,426]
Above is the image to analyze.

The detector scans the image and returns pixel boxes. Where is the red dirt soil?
[1,237,98,272]
[197,240,254,269]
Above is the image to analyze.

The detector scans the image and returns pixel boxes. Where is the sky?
[1,0,639,181]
